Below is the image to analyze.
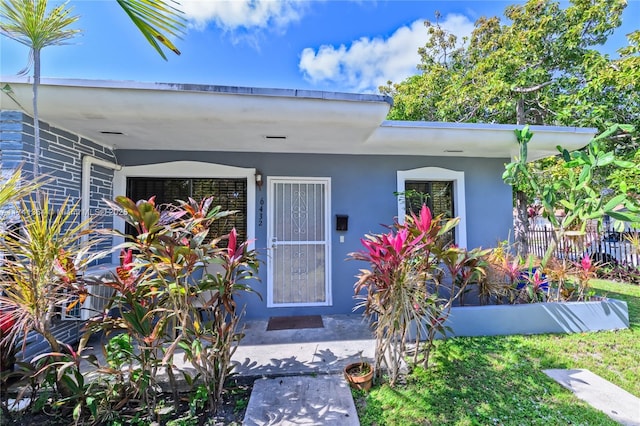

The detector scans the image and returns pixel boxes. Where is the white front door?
[267,177,331,307]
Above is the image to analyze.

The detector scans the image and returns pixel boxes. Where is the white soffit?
[369,121,597,160]
[0,77,392,154]
[0,77,596,159]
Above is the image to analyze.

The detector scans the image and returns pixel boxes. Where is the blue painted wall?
[116,150,514,318]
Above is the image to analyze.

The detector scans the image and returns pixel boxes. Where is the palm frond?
[116,0,185,60]
[0,167,42,209]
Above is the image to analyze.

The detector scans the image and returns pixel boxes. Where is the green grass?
[356,280,640,425]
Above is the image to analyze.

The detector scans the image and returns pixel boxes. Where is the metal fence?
[526,226,640,267]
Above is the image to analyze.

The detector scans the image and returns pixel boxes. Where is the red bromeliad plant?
[518,268,550,303]
[503,256,524,290]
[474,241,523,305]
[350,204,483,385]
[574,254,598,301]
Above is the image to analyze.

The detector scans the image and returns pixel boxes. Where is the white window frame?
[397,167,467,248]
[266,176,332,308]
[112,161,256,264]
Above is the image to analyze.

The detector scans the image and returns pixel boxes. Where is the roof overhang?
[0,77,596,160]
[370,121,597,160]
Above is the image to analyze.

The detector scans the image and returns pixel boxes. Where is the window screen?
[405,180,455,245]
[126,177,247,245]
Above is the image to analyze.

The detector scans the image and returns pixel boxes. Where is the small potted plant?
[343,358,374,391]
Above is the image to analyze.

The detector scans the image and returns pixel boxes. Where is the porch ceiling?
[0,77,596,160]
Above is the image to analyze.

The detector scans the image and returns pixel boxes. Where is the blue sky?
[1,0,638,94]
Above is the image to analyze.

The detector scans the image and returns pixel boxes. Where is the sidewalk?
[235,314,374,426]
[243,375,360,426]
[544,369,640,426]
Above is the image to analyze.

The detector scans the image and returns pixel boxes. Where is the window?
[127,177,247,244]
[404,180,455,245]
[112,161,257,265]
[397,167,467,248]
[404,181,453,218]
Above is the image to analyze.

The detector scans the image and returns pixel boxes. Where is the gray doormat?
[266,315,324,331]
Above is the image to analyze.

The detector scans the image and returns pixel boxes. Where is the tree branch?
[512,80,554,93]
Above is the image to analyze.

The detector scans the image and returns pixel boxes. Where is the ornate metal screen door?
[267,178,331,307]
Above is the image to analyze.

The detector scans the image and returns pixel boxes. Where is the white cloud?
[299,14,475,93]
[181,0,307,31]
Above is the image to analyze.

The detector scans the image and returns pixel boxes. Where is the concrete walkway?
[243,375,359,426]
[236,315,374,425]
[233,315,375,377]
[544,369,640,426]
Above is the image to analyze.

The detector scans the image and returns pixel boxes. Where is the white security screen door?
[267,178,331,307]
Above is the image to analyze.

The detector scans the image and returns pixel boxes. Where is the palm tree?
[0,0,184,178]
[0,0,79,179]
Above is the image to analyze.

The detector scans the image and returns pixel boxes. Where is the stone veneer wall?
[0,110,117,256]
[1,110,119,359]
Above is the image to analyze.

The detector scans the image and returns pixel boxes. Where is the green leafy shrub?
[84,195,260,419]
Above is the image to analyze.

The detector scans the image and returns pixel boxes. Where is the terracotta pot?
[344,362,374,391]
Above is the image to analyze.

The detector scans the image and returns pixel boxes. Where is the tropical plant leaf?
[608,210,640,223]
[603,194,626,212]
[116,0,184,60]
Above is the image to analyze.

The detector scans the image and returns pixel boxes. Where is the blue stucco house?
[1,77,596,323]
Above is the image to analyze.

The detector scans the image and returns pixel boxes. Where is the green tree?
[381,0,640,253]
[382,0,634,129]
[503,124,639,267]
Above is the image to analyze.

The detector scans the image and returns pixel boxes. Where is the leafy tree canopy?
[381,0,639,201]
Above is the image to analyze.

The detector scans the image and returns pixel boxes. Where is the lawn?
[355,279,640,426]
